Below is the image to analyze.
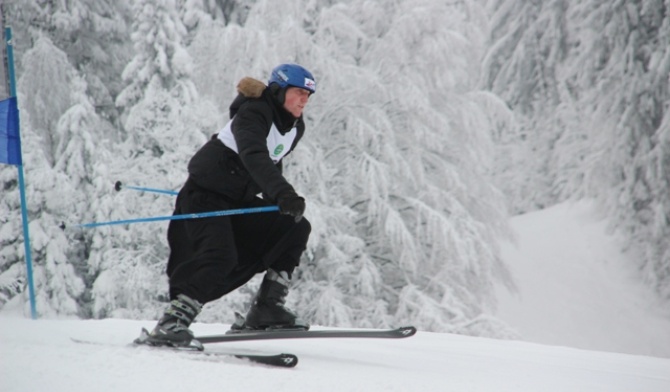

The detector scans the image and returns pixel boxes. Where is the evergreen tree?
[0,36,109,316]
[562,0,670,299]
[182,0,255,26]
[485,0,670,299]
[481,0,569,213]
[119,0,514,334]
[4,0,517,336]
[292,0,513,335]
[2,0,132,129]
[88,0,216,318]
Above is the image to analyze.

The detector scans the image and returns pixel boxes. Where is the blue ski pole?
[114,181,178,196]
[65,206,280,229]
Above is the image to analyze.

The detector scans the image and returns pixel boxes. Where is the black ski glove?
[277,191,305,222]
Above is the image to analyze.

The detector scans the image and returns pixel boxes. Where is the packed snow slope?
[1,316,669,392]
[495,201,670,358]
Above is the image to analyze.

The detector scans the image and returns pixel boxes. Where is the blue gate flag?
[0,96,21,165]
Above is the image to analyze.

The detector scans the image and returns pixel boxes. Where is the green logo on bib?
[274,144,284,156]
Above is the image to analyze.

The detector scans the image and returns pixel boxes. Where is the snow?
[495,201,670,359]
[1,317,669,392]
[2,200,670,391]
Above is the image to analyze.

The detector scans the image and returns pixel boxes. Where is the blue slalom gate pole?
[4,27,37,319]
[17,162,36,319]
[71,206,280,229]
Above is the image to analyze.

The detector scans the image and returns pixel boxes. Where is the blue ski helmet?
[268,64,316,94]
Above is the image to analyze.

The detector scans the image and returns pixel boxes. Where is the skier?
[146,64,316,347]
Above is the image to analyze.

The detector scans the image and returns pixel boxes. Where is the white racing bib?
[217,118,297,164]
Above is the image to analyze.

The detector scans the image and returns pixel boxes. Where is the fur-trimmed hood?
[236,77,266,99]
[229,76,299,133]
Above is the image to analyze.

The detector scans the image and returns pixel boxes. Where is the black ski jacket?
[187,78,305,204]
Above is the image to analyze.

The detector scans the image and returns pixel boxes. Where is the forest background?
[0,0,668,339]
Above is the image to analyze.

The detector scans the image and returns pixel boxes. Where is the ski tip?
[233,353,298,368]
[397,326,417,337]
[279,353,299,368]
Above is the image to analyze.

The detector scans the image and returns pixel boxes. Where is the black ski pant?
[166,179,311,304]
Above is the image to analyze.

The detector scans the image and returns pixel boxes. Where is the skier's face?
[283,87,311,118]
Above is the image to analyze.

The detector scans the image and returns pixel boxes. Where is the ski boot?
[229,269,309,333]
[135,294,203,350]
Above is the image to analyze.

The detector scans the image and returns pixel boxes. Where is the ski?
[132,328,298,368]
[196,325,417,344]
[72,332,298,368]
[230,352,298,368]
[188,350,298,368]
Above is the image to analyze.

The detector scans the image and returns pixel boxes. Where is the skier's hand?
[277,191,305,222]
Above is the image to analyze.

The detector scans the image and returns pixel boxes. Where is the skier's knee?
[294,217,311,243]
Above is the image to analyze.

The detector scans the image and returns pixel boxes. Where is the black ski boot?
[233,269,309,332]
[143,294,202,349]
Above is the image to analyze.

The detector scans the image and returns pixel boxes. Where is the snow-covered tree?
[484,0,670,299]
[2,0,132,128]
[4,0,518,336]
[182,0,255,27]
[86,0,216,318]
[17,37,75,167]
[0,36,113,316]
[288,0,513,335]
[178,0,513,334]
[481,0,570,213]
[562,0,670,300]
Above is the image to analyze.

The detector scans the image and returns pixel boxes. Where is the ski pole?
[64,206,280,229]
[114,181,178,196]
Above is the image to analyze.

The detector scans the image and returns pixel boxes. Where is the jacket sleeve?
[231,100,296,201]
